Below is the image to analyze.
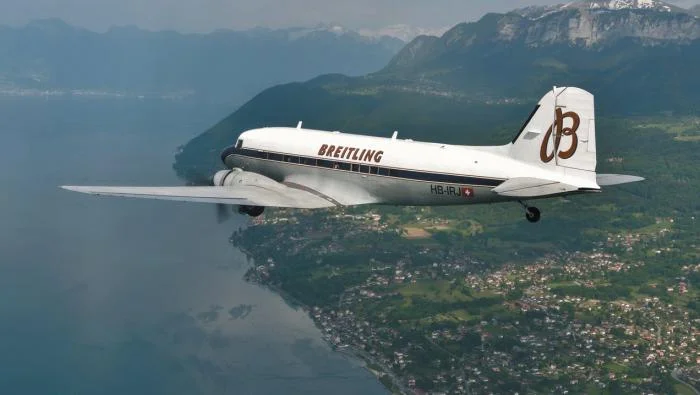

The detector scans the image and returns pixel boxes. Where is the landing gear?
[525,207,541,223]
[238,205,265,217]
[519,201,541,223]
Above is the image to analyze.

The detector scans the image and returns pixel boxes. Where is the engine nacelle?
[212,169,279,188]
[212,170,232,187]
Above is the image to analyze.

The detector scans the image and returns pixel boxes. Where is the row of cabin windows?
[279,153,390,175]
[234,146,391,175]
[233,148,502,186]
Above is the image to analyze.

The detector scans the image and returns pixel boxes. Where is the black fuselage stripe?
[223,148,504,187]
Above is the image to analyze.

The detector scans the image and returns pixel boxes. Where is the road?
[672,369,700,395]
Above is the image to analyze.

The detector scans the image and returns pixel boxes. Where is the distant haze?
[1,0,697,33]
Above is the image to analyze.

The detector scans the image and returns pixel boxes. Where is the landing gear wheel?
[238,205,265,217]
[525,207,541,223]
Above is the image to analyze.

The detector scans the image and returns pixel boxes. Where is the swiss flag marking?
[461,187,474,198]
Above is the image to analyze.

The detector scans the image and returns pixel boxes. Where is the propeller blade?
[190,175,213,186]
[187,169,216,186]
[216,203,231,223]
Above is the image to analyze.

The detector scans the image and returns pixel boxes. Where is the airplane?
[62,87,644,223]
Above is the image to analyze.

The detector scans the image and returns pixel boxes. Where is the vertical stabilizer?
[510,87,597,174]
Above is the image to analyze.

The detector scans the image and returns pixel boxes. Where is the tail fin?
[510,87,596,175]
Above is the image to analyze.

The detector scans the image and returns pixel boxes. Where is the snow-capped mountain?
[390,0,700,72]
[240,23,447,44]
[516,0,688,19]
[578,0,682,12]
[358,24,451,42]
[494,0,700,46]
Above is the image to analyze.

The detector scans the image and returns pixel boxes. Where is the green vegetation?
[674,384,697,395]
[227,112,700,394]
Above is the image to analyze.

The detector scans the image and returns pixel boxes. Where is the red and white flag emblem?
[461,187,474,198]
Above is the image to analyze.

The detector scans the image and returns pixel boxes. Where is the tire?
[526,207,541,223]
[238,205,265,217]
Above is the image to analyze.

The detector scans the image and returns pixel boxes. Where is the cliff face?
[514,5,700,47]
[389,1,699,69]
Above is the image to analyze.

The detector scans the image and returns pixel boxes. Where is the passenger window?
[360,165,369,173]
[370,167,379,175]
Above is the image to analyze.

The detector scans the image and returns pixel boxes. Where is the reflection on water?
[0,98,387,395]
[228,304,255,320]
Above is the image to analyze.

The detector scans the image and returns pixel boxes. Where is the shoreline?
[243,266,407,395]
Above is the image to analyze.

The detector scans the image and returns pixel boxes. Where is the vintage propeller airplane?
[62,87,643,223]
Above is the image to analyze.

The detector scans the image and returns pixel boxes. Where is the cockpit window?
[236,139,243,149]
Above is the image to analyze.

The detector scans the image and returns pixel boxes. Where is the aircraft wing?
[60,185,336,209]
[493,177,586,198]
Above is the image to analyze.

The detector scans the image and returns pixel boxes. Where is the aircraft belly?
[229,155,507,207]
[366,177,502,206]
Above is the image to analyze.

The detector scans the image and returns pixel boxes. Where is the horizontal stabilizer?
[493,177,588,198]
[596,174,645,187]
[60,185,336,209]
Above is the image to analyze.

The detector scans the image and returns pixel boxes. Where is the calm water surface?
[0,98,387,395]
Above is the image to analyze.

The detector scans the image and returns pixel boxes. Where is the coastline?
[243,265,407,395]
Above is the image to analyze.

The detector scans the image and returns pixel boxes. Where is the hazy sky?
[1,0,698,32]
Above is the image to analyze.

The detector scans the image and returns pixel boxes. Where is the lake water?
[0,97,387,394]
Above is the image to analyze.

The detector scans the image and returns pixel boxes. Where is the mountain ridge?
[0,19,404,104]
[517,0,688,17]
[390,2,700,65]
[374,3,700,104]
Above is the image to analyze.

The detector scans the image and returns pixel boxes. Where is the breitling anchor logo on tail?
[539,108,580,163]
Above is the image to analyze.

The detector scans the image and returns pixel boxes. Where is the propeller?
[188,169,235,223]
[186,170,215,187]
[216,202,233,223]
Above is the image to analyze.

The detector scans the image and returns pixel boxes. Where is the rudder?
[510,87,597,174]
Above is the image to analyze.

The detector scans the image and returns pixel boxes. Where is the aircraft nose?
[220,145,237,165]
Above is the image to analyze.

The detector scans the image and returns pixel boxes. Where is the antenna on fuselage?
[391,131,398,140]
[296,121,303,129]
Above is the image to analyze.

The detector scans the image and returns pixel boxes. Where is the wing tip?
[60,185,93,194]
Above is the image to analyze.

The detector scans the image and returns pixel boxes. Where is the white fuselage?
[221,127,592,207]
[63,87,643,220]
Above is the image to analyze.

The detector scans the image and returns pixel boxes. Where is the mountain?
[689,4,700,17]
[378,1,700,107]
[358,24,450,42]
[518,0,688,18]
[0,19,404,104]
[174,2,700,180]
